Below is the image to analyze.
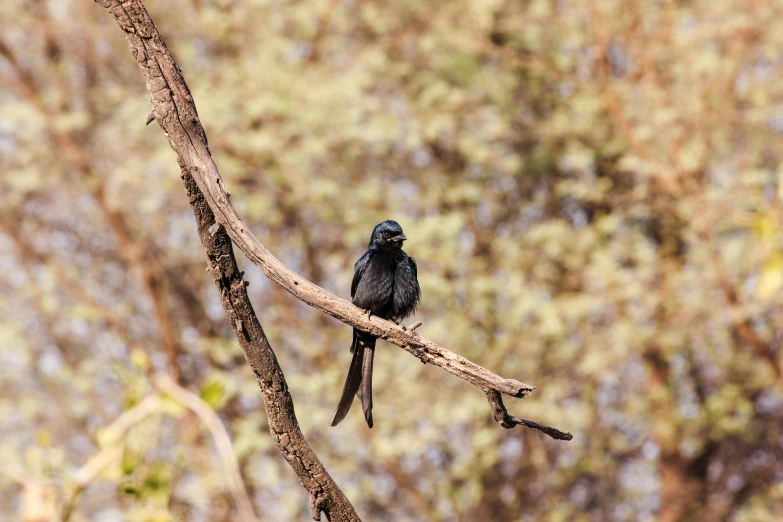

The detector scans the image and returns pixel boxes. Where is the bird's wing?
[408,255,418,282]
[351,250,373,298]
[408,255,422,307]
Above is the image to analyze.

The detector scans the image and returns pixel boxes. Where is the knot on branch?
[310,491,328,521]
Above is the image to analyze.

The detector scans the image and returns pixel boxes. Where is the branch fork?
[95,0,572,519]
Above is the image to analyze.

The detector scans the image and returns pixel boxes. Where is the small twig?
[486,390,573,441]
[310,493,327,521]
[406,320,423,333]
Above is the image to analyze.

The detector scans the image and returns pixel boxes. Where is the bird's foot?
[364,309,373,320]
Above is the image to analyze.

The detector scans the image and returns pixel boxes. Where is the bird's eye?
[382,231,391,238]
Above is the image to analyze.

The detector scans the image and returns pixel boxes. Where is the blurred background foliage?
[2,0,783,520]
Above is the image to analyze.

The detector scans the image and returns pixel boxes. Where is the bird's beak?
[392,233,407,242]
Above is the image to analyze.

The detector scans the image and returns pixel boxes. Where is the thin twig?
[486,390,573,441]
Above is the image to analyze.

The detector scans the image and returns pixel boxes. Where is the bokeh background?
[3,0,783,520]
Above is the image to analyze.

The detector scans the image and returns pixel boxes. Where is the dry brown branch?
[95,3,360,519]
[95,0,558,415]
[486,391,572,440]
[95,0,571,518]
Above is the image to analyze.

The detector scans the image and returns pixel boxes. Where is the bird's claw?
[391,319,405,331]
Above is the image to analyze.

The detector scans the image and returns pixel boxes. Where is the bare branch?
[95,3,360,519]
[486,390,573,441]
[94,0,541,405]
[406,320,423,333]
[94,0,571,516]
[96,0,567,426]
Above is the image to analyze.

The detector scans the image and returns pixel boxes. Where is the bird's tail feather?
[360,336,375,428]
[331,330,376,427]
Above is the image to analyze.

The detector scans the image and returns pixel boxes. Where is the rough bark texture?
[94,1,358,520]
[95,0,570,517]
[184,171,354,521]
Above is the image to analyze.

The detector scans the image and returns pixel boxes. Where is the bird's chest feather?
[352,252,419,320]
[353,254,397,313]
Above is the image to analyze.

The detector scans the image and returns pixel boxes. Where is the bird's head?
[369,220,407,251]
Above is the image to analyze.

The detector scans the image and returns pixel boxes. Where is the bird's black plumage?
[331,220,421,428]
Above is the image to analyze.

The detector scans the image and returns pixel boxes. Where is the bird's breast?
[352,254,397,316]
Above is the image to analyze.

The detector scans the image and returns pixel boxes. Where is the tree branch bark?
[95,0,571,517]
[95,3,359,520]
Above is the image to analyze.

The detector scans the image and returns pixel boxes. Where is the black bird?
[331,220,421,428]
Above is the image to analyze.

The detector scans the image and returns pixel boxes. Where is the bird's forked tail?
[330,329,376,428]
